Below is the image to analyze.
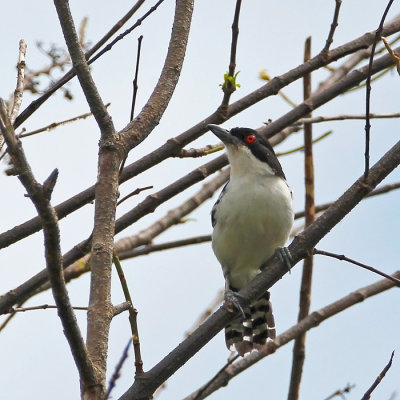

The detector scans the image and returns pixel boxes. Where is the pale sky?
[0,1,399,399]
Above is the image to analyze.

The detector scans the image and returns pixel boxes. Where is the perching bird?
[208,124,294,356]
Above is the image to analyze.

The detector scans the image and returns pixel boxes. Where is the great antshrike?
[209,124,294,356]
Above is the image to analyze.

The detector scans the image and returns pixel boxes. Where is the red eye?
[245,134,256,143]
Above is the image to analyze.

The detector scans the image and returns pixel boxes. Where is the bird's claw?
[224,290,250,320]
[276,246,293,273]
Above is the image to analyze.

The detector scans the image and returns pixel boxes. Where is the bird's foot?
[224,290,250,320]
[275,246,293,273]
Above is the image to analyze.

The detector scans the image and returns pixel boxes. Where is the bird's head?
[208,124,286,179]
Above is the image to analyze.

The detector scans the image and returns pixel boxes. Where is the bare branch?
[120,138,400,399]
[113,301,132,317]
[119,0,194,152]
[288,37,315,400]
[360,351,395,400]
[14,0,162,128]
[119,235,212,259]
[130,35,143,121]
[53,1,120,396]
[219,0,242,111]
[364,0,396,178]
[116,185,153,207]
[295,181,400,219]
[19,104,110,138]
[8,304,89,313]
[53,0,115,138]
[0,99,96,389]
[3,21,400,251]
[313,249,400,286]
[10,40,27,124]
[116,179,400,259]
[322,0,342,52]
[113,256,143,375]
[294,112,400,125]
[184,272,400,400]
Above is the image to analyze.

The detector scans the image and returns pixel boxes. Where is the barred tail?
[225,291,275,356]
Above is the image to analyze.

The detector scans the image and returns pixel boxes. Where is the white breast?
[212,147,293,289]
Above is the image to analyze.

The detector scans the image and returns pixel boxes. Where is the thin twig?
[130,35,143,121]
[105,339,132,400]
[364,0,396,179]
[14,0,164,128]
[277,130,332,157]
[19,104,111,138]
[322,0,342,52]
[119,235,212,259]
[322,383,355,400]
[10,304,89,312]
[294,112,400,125]
[183,272,400,400]
[10,40,27,125]
[177,143,224,158]
[313,249,400,286]
[113,256,143,375]
[360,351,395,400]
[116,185,153,206]
[219,0,242,111]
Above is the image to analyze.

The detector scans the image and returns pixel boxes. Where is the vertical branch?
[322,0,342,52]
[219,0,242,111]
[130,35,143,121]
[0,100,97,389]
[53,1,121,399]
[287,37,315,400]
[364,0,395,179]
[113,256,143,375]
[10,40,27,124]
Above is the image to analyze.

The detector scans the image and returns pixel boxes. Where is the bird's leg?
[260,246,293,273]
[275,246,293,273]
[224,290,250,320]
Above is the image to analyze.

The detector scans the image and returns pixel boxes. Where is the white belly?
[212,175,293,289]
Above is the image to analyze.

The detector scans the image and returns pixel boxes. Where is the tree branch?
[1,43,399,316]
[184,272,400,400]
[53,0,120,396]
[119,138,400,399]
[288,37,314,400]
[0,100,97,390]
[322,0,342,52]
[14,0,157,128]
[360,350,395,400]
[364,0,396,178]
[3,19,400,250]
[119,0,194,152]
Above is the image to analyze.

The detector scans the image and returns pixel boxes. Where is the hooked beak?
[208,124,239,146]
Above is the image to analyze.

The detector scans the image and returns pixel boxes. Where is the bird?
[208,124,294,356]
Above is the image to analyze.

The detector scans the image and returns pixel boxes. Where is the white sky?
[0,1,400,399]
